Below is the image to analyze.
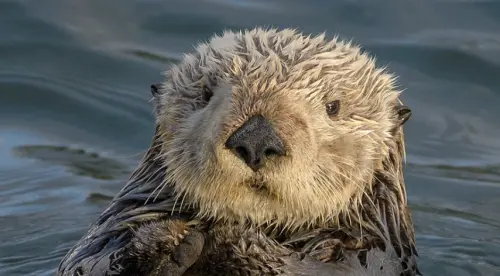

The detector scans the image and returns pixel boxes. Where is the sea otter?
[57,28,419,276]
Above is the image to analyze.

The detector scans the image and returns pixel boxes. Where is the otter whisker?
[178,188,190,214]
[144,165,169,204]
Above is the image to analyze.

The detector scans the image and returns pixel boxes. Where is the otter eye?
[326,100,340,116]
[202,86,213,102]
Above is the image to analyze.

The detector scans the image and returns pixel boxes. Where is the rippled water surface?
[1,0,500,275]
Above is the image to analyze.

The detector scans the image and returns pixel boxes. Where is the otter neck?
[339,129,417,261]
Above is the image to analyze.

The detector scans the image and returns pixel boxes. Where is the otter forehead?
[159,28,399,123]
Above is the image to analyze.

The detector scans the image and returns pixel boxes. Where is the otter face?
[155,28,409,229]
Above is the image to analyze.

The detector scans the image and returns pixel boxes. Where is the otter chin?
[58,28,419,276]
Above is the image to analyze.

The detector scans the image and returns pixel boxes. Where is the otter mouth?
[249,181,267,192]
[245,176,270,194]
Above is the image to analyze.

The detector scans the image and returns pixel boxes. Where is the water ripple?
[2,0,500,275]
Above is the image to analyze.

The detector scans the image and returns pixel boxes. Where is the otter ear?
[150,83,163,117]
[150,83,162,98]
[397,105,412,126]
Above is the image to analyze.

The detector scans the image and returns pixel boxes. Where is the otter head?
[152,28,412,231]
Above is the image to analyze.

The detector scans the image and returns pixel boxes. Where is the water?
[1,0,500,275]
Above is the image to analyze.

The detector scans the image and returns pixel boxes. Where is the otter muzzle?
[225,115,285,171]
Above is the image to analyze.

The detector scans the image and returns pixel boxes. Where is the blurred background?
[1,0,500,275]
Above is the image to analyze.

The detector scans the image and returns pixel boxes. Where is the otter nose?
[225,115,285,171]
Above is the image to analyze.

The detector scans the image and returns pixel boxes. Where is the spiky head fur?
[154,28,408,232]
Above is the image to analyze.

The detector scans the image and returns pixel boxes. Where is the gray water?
[1,0,500,275]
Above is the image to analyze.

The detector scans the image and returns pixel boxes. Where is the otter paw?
[170,228,205,270]
[127,220,205,276]
[281,252,338,276]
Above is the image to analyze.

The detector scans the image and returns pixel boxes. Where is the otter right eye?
[326,100,340,117]
[202,86,213,102]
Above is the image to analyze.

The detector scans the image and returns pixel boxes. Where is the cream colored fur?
[153,28,407,233]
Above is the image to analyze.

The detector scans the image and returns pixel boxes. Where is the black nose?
[225,115,285,171]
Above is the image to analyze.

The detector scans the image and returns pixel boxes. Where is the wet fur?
[57,28,420,275]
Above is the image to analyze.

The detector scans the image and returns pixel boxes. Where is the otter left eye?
[202,86,213,102]
[326,100,340,116]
